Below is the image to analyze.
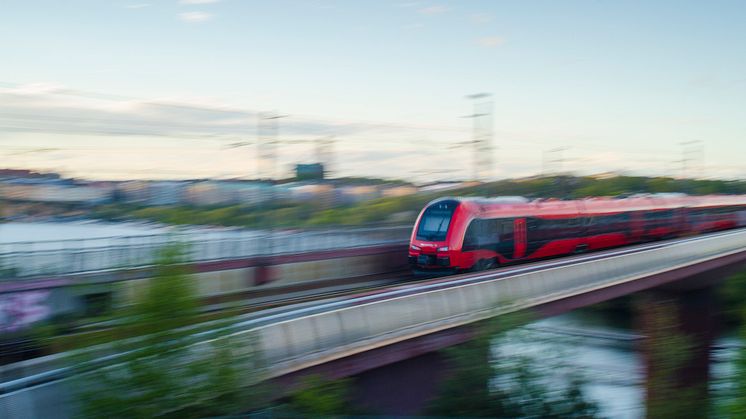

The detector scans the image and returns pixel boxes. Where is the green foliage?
[285,375,360,417]
[724,269,746,418]
[636,295,699,418]
[720,269,746,325]
[129,244,198,337]
[75,243,262,418]
[426,311,600,418]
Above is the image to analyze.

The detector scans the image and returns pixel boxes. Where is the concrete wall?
[118,248,405,305]
[0,245,408,333]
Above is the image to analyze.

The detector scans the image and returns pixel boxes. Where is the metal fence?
[0,226,412,279]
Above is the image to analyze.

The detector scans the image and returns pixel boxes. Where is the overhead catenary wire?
[1,80,737,180]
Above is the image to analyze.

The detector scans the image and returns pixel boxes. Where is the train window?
[739,210,746,227]
[644,210,674,228]
[463,220,480,249]
[463,218,512,251]
[416,202,458,241]
[417,210,452,241]
[587,213,630,234]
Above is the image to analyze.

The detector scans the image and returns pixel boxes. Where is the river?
[509,307,740,418]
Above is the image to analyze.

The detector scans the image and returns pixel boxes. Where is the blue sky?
[1,0,745,180]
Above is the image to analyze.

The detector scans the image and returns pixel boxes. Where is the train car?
[408,194,746,275]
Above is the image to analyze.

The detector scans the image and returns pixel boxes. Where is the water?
[508,308,744,419]
[505,312,644,418]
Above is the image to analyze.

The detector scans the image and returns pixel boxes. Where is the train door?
[514,218,527,259]
[674,208,687,234]
[631,211,644,241]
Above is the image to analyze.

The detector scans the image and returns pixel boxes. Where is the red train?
[408,194,746,275]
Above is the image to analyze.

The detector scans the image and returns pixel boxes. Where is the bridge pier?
[637,285,717,419]
[271,326,475,416]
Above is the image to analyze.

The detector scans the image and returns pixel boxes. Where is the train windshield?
[416,201,458,241]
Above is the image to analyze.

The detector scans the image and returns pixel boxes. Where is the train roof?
[428,194,746,219]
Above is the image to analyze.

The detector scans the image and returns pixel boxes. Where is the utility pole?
[314,136,336,179]
[541,147,570,198]
[255,111,288,285]
[543,147,568,176]
[257,111,288,181]
[679,140,704,179]
[464,93,494,181]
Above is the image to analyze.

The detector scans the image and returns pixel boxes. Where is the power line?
[542,147,569,176]
[678,140,704,179]
[463,93,494,181]
[315,136,336,178]
[1,81,679,159]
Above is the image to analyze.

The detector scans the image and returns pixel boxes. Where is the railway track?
[1,270,414,365]
[42,227,738,350]
[3,228,743,382]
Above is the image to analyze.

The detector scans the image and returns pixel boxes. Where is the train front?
[408,199,461,275]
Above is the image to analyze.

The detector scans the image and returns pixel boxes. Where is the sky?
[1,0,745,181]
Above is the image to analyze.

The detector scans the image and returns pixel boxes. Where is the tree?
[283,375,361,417]
[719,269,746,325]
[723,269,746,418]
[76,244,264,418]
[636,294,699,418]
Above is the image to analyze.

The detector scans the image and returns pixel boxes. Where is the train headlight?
[410,244,421,251]
[437,246,449,252]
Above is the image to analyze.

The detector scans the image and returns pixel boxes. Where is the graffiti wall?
[0,291,50,333]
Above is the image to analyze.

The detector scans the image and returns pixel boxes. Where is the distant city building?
[116,180,156,204]
[285,183,335,206]
[336,185,381,204]
[184,180,274,206]
[147,181,190,206]
[0,169,61,180]
[381,185,418,198]
[0,169,420,212]
[295,163,325,181]
[0,179,110,204]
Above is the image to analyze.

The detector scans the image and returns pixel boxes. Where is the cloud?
[179,0,220,4]
[477,36,506,48]
[418,5,448,15]
[0,84,380,140]
[124,3,150,9]
[178,11,213,23]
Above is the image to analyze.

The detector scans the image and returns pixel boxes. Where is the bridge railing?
[240,229,746,376]
[2,230,745,418]
[0,226,412,278]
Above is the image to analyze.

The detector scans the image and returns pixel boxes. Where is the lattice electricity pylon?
[314,136,336,178]
[249,111,292,180]
[463,93,494,181]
